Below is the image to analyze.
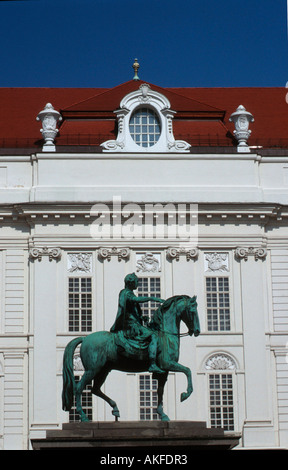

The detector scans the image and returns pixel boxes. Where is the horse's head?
[182,296,200,337]
[152,295,200,338]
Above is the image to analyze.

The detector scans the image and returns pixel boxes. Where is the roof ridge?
[163,87,225,113]
[60,87,110,111]
[61,80,157,112]
[62,79,225,114]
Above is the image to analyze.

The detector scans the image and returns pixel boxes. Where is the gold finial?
[133,58,140,81]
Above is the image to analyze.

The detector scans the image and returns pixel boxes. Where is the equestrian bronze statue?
[62,273,200,422]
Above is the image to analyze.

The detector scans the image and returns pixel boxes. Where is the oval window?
[129,108,161,147]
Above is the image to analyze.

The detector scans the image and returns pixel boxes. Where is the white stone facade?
[0,86,287,450]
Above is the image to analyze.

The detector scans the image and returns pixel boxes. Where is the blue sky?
[0,0,287,88]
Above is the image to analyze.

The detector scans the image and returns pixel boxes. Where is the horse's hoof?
[112,409,120,418]
[181,392,188,402]
[181,391,193,402]
[161,415,170,422]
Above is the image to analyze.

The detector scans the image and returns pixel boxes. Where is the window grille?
[69,376,93,422]
[139,374,159,421]
[209,373,234,431]
[68,277,92,332]
[129,108,161,147]
[206,277,230,331]
[137,277,161,324]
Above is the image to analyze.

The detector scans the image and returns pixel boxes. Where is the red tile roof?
[0,82,287,149]
[172,87,288,146]
[0,88,107,148]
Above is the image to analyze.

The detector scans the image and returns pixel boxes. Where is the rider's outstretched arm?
[129,292,165,304]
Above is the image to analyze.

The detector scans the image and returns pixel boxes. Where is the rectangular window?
[68,277,92,332]
[139,374,159,421]
[206,277,230,331]
[209,373,234,431]
[137,277,161,324]
[69,376,93,422]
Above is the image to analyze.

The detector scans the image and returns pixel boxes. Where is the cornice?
[10,202,287,220]
[0,203,286,233]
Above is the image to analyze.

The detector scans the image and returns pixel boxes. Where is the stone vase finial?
[36,103,62,152]
[229,105,254,152]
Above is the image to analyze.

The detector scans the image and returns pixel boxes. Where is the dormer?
[101,83,191,153]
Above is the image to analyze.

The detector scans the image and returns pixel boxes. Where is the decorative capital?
[235,246,267,261]
[36,103,62,152]
[166,247,199,261]
[29,246,62,262]
[98,247,130,262]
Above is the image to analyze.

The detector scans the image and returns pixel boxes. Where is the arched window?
[129,108,161,148]
[205,354,236,431]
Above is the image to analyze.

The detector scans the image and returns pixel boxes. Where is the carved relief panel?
[204,252,229,273]
[135,252,161,273]
[67,252,92,273]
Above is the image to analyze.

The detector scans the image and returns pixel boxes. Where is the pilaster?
[30,247,61,433]
[237,248,275,447]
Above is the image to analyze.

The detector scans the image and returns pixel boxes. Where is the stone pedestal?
[31,421,241,451]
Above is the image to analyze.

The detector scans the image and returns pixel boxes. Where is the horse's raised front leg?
[92,369,120,419]
[165,361,193,402]
[154,372,169,421]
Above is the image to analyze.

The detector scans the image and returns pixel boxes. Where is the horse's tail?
[62,337,84,411]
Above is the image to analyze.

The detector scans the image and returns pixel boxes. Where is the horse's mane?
[149,295,191,330]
